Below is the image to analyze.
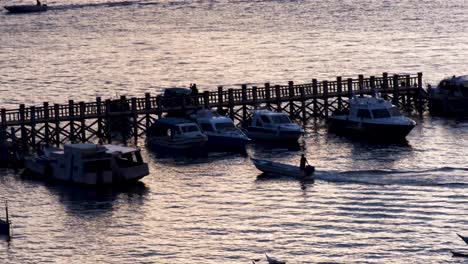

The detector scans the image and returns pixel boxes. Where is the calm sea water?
[1,0,468,263]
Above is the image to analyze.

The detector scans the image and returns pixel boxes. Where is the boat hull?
[4,5,47,13]
[146,136,207,156]
[328,118,415,141]
[246,127,302,142]
[429,97,468,117]
[205,134,250,152]
[251,158,314,178]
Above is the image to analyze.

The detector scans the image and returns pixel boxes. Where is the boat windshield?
[388,107,402,116]
[181,125,200,133]
[215,122,236,131]
[270,115,291,124]
[372,109,391,118]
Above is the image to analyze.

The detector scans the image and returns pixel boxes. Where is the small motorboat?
[244,109,303,143]
[451,250,468,258]
[4,4,47,13]
[457,233,468,245]
[328,94,416,141]
[265,253,286,264]
[428,75,468,117]
[251,158,314,179]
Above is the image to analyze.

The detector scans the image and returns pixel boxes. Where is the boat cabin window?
[388,107,402,116]
[83,160,111,173]
[271,115,291,124]
[181,125,200,133]
[215,122,236,131]
[357,109,371,118]
[260,115,271,124]
[200,123,214,132]
[372,109,391,118]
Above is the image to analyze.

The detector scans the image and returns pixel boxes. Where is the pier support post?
[131,97,138,145]
[275,85,281,112]
[265,83,271,109]
[392,75,400,106]
[30,106,36,150]
[68,100,75,143]
[417,72,423,114]
[43,102,50,144]
[145,93,151,128]
[79,102,86,142]
[217,86,223,113]
[120,96,128,145]
[382,72,389,100]
[203,91,210,110]
[312,79,318,117]
[96,97,103,141]
[156,95,162,119]
[370,76,376,96]
[241,84,247,122]
[323,81,329,118]
[0,109,6,145]
[299,86,306,124]
[54,104,60,147]
[288,81,295,118]
[105,99,112,144]
[252,86,258,109]
[358,74,364,97]
[337,76,343,111]
[19,104,27,150]
[228,89,234,121]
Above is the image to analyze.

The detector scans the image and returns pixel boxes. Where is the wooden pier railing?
[0,72,426,150]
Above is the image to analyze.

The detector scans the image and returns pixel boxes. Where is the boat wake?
[313,167,468,187]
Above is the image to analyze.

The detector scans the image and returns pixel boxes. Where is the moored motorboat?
[244,109,303,143]
[457,233,468,245]
[24,143,149,185]
[428,75,468,117]
[4,4,47,13]
[328,95,416,141]
[451,250,468,258]
[146,117,208,155]
[251,158,314,178]
[191,109,250,152]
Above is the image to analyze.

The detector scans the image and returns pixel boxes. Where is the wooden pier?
[0,72,426,151]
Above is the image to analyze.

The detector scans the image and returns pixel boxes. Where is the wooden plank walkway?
[0,72,426,150]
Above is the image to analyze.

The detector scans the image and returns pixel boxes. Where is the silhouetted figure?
[190,83,198,95]
[300,154,308,171]
[36,0,41,6]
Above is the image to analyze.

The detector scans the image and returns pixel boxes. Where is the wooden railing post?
[43,102,50,144]
[0,109,6,144]
[217,86,223,113]
[337,76,343,111]
[68,100,75,143]
[131,97,138,145]
[30,106,36,149]
[417,72,423,114]
[79,102,86,142]
[156,95,162,119]
[323,81,329,118]
[299,86,306,123]
[392,74,400,105]
[54,104,60,147]
[265,83,271,109]
[241,84,248,122]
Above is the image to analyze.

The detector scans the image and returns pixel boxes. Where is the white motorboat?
[328,95,416,141]
[191,110,250,151]
[428,75,468,117]
[146,117,208,154]
[244,109,303,142]
[24,143,149,185]
[251,158,314,178]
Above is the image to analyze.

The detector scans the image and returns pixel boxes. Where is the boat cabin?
[432,75,468,97]
[250,110,295,128]
[147,118,204,139]
[347,97,403,120]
